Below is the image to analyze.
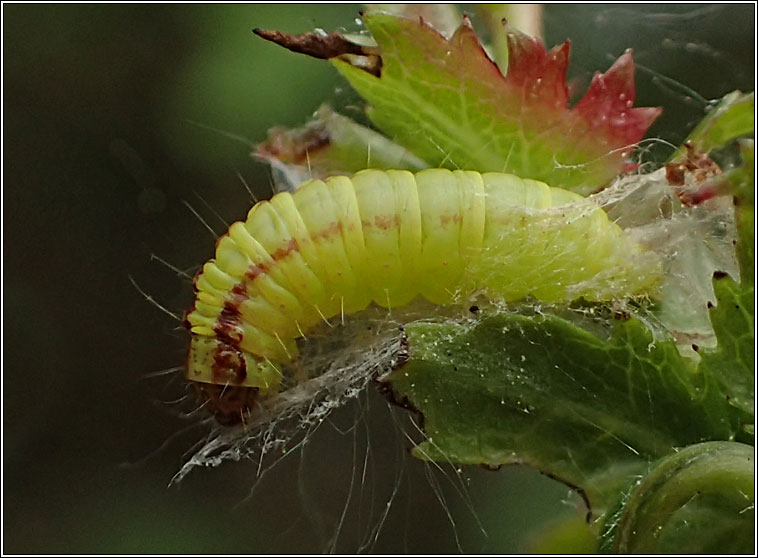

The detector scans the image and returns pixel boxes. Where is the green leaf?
[365,4,461,38]
[699,204,755,426]
[721,139,755,205]
[601,441,754,554]
[332,12,660,192]
[380,310,735,514]
[673,91,755,160]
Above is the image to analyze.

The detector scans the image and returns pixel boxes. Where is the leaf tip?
[573,49,661,148]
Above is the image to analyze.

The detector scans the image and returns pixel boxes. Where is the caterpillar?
[184,168,660,424]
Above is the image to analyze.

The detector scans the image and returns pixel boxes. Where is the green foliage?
[383,310,734,512]
[674,91,755,159]
[699,205,754,430]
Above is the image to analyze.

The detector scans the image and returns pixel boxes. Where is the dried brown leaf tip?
[257,121,331,166]
[665,141,723,205]
[253,28,381,76]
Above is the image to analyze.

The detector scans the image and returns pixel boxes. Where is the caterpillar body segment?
[185,169,660,407]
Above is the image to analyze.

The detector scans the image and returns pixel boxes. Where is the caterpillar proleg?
[184,169,660,423]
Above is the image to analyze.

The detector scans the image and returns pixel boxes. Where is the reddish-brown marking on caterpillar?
[193,382,258,426]
[192,235,304,418]
[272,237,299,260]
[211,340,248,384]
[243,238,301,281]
[312,221,342,242]
[211,238,299,337]
[182,303,196,331]
[361,215,400,230]
[207,236,302,350]
[245,264,267,281]
[193,210,412,421]
[440,213,462,226]
[214,307,244,346]
[213,283,249,346]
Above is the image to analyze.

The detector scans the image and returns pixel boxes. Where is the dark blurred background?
[3,4,754,554]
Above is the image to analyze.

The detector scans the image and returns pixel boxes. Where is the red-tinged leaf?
[502,32,570,110]
[329,13,661,192]
[573,50,662,149]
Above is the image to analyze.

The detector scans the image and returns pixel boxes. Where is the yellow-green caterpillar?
[185,169,659,423]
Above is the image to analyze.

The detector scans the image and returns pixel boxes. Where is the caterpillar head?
[186,336,282,424]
